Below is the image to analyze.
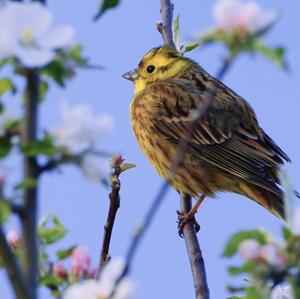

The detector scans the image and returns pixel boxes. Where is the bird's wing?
[142,79,290,194]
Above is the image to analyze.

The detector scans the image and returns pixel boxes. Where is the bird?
[123,45,291,231]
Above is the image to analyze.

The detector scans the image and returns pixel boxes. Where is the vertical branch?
[97,160,121,278]
[0,227,30,299]
[157,0,176,48]
[180,194,209,299]
[21,69,40,299]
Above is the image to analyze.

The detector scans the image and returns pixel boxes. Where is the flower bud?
[52,263,68,280]
[71,246,91,278]
[6,229,20,250]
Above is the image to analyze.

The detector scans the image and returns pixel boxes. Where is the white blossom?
[238,239,260,260]
[213,0,277,34]
[81,154,111,182]
[52,102,114,154]
[270,284,294,299]
[64,258,135,299]
[0,2,74,67]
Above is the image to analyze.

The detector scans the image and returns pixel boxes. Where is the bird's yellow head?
[123,46,192,94]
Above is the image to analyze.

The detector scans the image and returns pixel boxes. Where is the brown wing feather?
[144,78,290,195]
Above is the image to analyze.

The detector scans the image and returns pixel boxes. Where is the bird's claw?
[176,210,200,237]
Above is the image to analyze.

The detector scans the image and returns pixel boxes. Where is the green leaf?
[44,60,67,87]
[252,41,287,69]
[0,78,15,96]
[0,200,11,223]
[180,42,200,54]
[0,137,12,158]
[172,15,180,51]
[223,230,269,257]
[228,261,254,275]
[56,245,76,260]
[227,297,243,299]
[39,274,65,286]
[15,178,37,190]
[22,133,57,157]
[38,215,67,245]
[94,0,120,20]
[283,227,293,241]
[245,286,267,299]
[120,163,136,173]
[39,80,49,102]
[69,45,87,66]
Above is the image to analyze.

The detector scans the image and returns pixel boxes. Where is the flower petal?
[37,25,75,49]
[0,2,52,38]
[14,46,54,68]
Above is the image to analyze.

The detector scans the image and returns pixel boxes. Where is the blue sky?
[1,0,300,298]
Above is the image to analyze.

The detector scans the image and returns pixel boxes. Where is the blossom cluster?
[225,206,300,299]
[0,2,74,68]
[51,102,114,182]
[213,0,277,35]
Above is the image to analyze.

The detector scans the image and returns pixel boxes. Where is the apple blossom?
[71,246,91,278]
[64,258,135,299]
[213,0,277,34]
[238,239,260,260]
[0,2,74,67]
[270,284,293,299]
[52,102,114,155]
[6,229,20,250]
[258,243,287,270]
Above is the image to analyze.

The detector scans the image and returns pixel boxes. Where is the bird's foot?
[176,210,200,237]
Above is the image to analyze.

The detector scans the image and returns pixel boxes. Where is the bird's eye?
[146,65,155,73]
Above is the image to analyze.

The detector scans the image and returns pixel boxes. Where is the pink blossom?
[238,239,260,260]
[213,0,277,34]
[71,246,91,278]
[52,263,68,280]
[6,229,20,250]
[258,243,287,270]
[87,267,98,279]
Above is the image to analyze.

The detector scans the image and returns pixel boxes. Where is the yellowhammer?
[123,45,290,228]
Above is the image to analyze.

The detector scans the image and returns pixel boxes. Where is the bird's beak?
[122,69,140,81]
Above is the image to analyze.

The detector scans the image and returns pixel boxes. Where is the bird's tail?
[238,182,285,220]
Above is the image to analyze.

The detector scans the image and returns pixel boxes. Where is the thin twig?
[96,158,122,279]
[21,69,40,299]
[0,226,31,299]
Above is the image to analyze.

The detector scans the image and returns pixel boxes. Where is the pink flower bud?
[6,230,20,250]
[87,267,98,279]
[71,246,91,278]
[238,239,260,260]
[52,263,68,280]
[258,243,287,270]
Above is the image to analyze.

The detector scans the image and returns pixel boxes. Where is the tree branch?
[180,194,209,299]
[20,69,40,299]
[96,158,122,279]
[0,226,31,299]
[157,0,176,48]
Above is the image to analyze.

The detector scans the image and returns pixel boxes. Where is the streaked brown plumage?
[123,45,290,219]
